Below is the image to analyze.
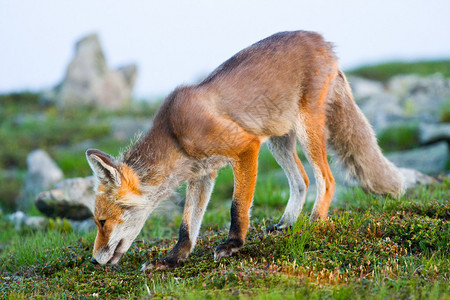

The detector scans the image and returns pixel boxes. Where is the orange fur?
[87,31,404,267]
[118,164,142,197]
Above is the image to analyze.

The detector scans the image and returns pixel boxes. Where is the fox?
[86,30,404,270]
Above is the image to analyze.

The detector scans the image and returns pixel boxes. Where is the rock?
[398,168,436,190]
[18,150,64,211]
[7,211,26,230]
[24,216,48,230]
[386,142,448,175]
[54,33,137,110]
[35,177,95,220]
[7,211,48,231]
[419,123,450,144]
[359,92,404,132]
[348,76,385,103]
[387,74,450,123]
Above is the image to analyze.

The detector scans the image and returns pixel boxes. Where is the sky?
[1,0,450,98]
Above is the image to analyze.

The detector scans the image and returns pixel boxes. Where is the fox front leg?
[214,140,260,260]
[141,173,216,270]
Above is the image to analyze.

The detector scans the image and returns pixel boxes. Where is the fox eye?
[99,220,106,228]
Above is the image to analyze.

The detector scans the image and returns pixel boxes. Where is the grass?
[1,178,448,299]
[0,73,449,298]
[377,123,421,152]
[347,60,450,82]
[0,93,159,212]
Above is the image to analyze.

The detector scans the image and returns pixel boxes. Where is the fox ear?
[86,149,121,186]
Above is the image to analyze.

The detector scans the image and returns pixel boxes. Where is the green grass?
[0,93,160,212]
[440,100,450,123]
[377,123,420,152]
[0,83,449,298]
[347,60,450,82]
[1,179,448,299]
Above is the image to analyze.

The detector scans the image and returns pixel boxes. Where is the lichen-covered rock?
[35,177,95,220]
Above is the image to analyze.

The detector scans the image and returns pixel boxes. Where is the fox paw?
[214,239,243,261]
[141,257,185,272]
[266,223,288,233]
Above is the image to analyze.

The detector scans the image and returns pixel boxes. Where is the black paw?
[141,256,185,271]
[266,223,288,233]
[214,239,243,260]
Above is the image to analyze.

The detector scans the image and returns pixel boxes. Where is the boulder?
[348,76,385,103]
[387,74,450,123]
[419,123,450,144]
[386,142,448,175]
[18,150,64,211]
[35,177,95,220]
[398,168,436,190]
[54,33,137,110]
[359,92,404,132]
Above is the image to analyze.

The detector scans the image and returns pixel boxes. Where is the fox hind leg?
[295,114,335,220]
[267,133,309,231]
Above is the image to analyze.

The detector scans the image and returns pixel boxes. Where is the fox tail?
[326,71,404,197]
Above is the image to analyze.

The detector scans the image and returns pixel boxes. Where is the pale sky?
[1,0,449,98]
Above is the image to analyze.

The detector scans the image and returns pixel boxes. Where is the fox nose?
[90,258,99,265]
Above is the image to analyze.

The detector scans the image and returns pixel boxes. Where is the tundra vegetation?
[1,62,449,299]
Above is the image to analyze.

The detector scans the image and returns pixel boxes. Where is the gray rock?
[24,216,48,230]
[54,34,137,110]
[18,150,64,211]
[419,123,450,144]
[387,74,450,123]
[386,142,448,175]
[7,211,48,231]
[35,177,95,220]
[348,76,385,103]
[7,211,26,230]
[359,93,404,132]
[398,168,436,190]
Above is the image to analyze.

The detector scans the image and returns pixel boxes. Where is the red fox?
[86,31,404,269]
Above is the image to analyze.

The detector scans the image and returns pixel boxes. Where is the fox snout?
[92,239,126,265]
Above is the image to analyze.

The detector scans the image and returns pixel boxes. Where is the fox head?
[86,149,151,265]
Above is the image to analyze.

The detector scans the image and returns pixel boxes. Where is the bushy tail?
[326,70,404,197]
